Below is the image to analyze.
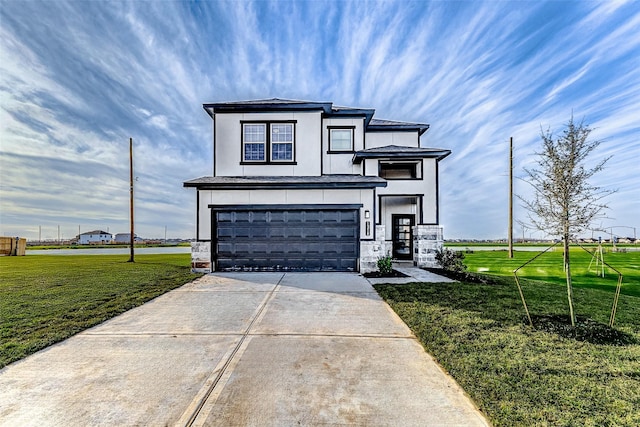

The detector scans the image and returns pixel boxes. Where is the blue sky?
[1,0,638,241]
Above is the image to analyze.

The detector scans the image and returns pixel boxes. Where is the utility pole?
[128,137,135,263]
[508,137,514,258]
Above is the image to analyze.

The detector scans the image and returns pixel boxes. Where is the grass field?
[26,242,190,250]
[461,247,640,297]
[375,276,640,426]
[445,242,638,248]
[0,254,199,368]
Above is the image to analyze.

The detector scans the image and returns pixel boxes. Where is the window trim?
[378,159,423,180]
[240,120,297,164]
[327,126,355,153]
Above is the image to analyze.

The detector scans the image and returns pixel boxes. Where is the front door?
[392,214,414,260]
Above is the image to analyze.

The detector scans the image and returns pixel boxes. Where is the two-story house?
[77,230,112,245]
[184,99,450,273]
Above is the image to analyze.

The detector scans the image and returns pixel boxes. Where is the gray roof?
[80,230,111,236]
[352,145,451,163]
[202,98,376,125]
[203,98,334,117]
[368,118,430,135]
[231,98,310,104]
[184,175,387,190]
[202,99,429,131]
[208,98,328,106]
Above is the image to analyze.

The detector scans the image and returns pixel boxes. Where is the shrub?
[377,255,393,275]
[435,248,467,272]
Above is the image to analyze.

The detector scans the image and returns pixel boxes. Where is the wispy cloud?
[1,0,638,240]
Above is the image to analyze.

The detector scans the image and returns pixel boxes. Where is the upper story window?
[270,124,293,161]
[378,161,422,180]
[243,124,266,161]
[242,122,295,163]
[328,127,354,152]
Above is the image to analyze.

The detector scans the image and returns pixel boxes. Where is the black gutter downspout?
[435,160,440,224]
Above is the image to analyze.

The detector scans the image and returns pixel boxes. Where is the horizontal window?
[379,161,422,180]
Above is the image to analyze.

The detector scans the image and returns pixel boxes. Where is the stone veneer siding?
[413,225,444,268]
[359,225,391,273]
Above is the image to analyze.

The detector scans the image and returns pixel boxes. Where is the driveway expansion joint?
[178,273,286,426]
[247,332,416,339]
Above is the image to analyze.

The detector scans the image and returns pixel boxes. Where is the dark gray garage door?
[213,205,360,272]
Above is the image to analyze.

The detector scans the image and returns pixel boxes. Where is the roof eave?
[366,124,430,135]
[202,100,333,116]
[352,149,452,164]
[325,108,376,126]
[183,177,387,190]
[184,182,387,190]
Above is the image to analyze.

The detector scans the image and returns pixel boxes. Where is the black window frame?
[327,126,355,153]
[378,160,423,180]
[240,120,297,165]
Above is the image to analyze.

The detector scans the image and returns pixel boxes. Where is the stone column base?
[360,241,385,273]
[413,225,444,268]
[360,225,391,273]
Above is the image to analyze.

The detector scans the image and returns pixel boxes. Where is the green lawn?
[0,254,200,368]
[375,277,640,426]
[462,248,640,297]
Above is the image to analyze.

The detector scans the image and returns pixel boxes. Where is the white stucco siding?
[363,159,377,177]
[196,188,375,240]
[364,131,419,149]
[377,179,429,195]
[197,190,215,240]
[214,111,322,177]
[214,113,243,176]
[324,153,360,175]
[323,117,365,149]
[422,159,438,224]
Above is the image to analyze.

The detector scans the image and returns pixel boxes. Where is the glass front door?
[392,215,414,260]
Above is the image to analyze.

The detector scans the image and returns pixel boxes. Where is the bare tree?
[521,116,614,326]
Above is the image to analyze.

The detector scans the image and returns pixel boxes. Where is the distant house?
[78,230,112,245]
[184,98,451,273]
[114,233,142,243]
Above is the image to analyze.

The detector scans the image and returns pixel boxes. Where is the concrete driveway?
[0,272,489,426]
